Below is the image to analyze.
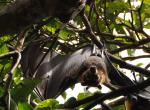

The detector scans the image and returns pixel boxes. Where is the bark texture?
[0,0,84,35]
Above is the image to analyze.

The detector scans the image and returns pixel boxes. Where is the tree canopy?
[0,0,150,110]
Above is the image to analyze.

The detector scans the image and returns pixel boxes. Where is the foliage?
[34,99,59,110]
[0,0,150,109]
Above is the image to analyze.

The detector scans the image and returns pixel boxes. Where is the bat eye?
[97,54,101,57]
[90,66,96,73]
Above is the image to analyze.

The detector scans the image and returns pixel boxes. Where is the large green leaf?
[18,102,32,110]
[11,78,40,102]
[43,19,61,34]
[34,99,59,110]
[77,92,93,109]
[59,28,75,40]
[0,44,8,54]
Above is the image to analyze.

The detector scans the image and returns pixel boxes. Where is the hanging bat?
[22,43,148,103]
[0,0,86,35]
[21,43,135,99]
[21,44,110,98]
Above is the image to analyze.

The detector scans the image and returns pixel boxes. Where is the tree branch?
[108,53,150,76]
[111,37,150,54]
[62,78,150,109]
[122,55,150,61]
[83,78,150,110]
[80,11,103,48]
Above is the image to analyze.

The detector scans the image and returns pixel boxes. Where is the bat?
[21,44,109,98]
[21,43,135,99]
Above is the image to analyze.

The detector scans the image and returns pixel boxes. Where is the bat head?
[80,66,100,86]
[79,56,109,87]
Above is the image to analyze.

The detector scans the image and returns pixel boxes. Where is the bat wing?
[102,49,150,99]
[138,86,150,99]
[102,50,134,87]
[45,45,93,98]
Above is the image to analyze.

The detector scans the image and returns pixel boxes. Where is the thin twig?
[3,30,26,110]
[122,55,150,61]
[138,0,144,31]
[4,51,21,95]
[7,90,11,110]
[108,53,150,76]
[111,37,150,54]
[0,51,17,59]
[128,0,141,40]
[103,0,111,32]
[101,102,113,110]
[80,11,103,48]
[145,63,150,69]
[96,96,125,110]
[88,1,94,21]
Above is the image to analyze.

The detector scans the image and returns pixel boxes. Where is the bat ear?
[90,66,96,73]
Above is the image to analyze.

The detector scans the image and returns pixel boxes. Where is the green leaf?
[77,92,92,109]
[0,60,12,77]
[106,0,129,15]
[136,63,143,67]
[127,49,135,56]
[74,16,84,27]
[0,35,10,43]
[13,68,23,85]
[61,92,67,99]
[98,20,107,32]
[108,44,118,51]
[0,44,8,54]
[0,86,4,98]
[11,78,40,102]
[144,23,150,29]
[77,92,92,100]
[43,19,61,34]
[70,84,75,90]
[18,102,32,110]
[141,2,150,18]
[85,5,90,13]
[58,28,75,40]
[34,99,59,110]
[113,105,124,110]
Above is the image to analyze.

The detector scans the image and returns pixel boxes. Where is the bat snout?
[80,67,100,86]
[90,66,96,73]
